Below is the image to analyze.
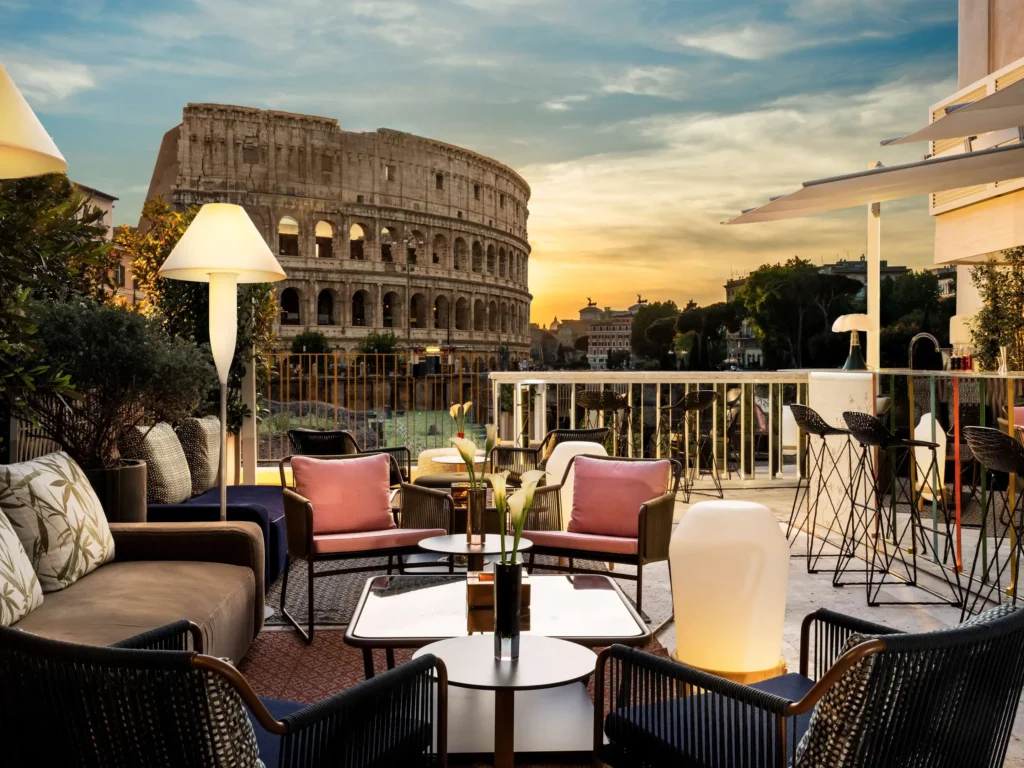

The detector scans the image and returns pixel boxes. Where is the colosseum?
[145,103,532,364]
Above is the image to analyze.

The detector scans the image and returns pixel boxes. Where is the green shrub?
[27,301,216,469]
[290,330,331,355]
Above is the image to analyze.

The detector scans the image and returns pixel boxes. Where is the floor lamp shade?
[159,203,285,519]
[0,65,67,179]
[159,203,286,383]
[669,500,789,680]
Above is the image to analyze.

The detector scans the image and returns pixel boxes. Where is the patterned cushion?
[120,422,192,504]
[793,604,1019,766]
[0,451,115,593]
[178,416,220,495]
[0,510,43,625]
[202,670,261,767]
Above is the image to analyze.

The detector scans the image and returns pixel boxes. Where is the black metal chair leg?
[280,555,315,644]
[635,565,643,618]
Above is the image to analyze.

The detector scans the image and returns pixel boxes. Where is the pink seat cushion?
[525,530,637,555]
[292,453,395,535]
[313,528,446,555]
[569,457,670,538]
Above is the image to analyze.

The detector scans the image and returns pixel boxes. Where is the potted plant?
[493,469,544,661]
[25,301,215,521]
[450,425,497,545]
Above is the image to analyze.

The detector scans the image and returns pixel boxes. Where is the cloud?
[600,66,685,99]
[523,76,955,319]
[2,56,96,104]
[543,94,590,111]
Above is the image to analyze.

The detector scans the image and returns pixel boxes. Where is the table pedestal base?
[442,683,593,760]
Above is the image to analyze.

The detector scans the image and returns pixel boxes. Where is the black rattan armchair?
[595,605,1024,768]
[287,428,411,485]
[489,427,609,485]
[0,620,448,768]
[279,454,455,642]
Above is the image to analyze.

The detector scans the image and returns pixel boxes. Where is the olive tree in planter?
[971,246,1024,371]
[26,301,216,522]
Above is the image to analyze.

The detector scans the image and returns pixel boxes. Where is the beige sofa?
[13,521,265,664]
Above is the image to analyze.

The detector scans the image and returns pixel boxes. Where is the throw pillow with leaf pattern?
[0,511,43,625]
[0,452,115,592]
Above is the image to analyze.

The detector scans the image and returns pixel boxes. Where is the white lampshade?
[159,203,286,284]
[832,313,870,333]
[949,313,974,346]
[669,500,789,679]
[0,65,67,179]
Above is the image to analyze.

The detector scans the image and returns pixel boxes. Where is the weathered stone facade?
[146,103,532,362]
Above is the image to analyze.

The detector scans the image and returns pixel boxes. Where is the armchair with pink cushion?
[279,452,453,642]
[523,455,680,617]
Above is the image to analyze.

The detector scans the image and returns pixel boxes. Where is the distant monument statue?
[586,297,597,308]
[636,294,648,307]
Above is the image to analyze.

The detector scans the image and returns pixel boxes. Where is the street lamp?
[159,204,286,520]
[401,234,425,353]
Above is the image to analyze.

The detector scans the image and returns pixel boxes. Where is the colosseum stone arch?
[147,103,532,364]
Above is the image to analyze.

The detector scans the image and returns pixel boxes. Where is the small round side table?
[418,533,531,572]
[414,634,596,768]
[433,453,487,471]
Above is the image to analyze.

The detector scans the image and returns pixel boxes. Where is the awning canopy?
[725,142,1024,224]
[883,78,1024,146]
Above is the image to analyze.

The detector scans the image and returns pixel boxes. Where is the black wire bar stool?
[837,411,963,607]
[663,389,724,502]
[785,404,855,573]
[960,426,1024,620]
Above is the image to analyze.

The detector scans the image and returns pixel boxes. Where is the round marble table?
[414,635,596,768]
[433,453,487,471]
[418,533,531,571]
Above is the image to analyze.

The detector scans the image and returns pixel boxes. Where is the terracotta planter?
[85,460,147,523]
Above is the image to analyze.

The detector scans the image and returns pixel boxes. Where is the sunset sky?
[2,0,958,322]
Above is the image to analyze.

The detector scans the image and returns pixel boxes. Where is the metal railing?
[260,352,496,462]
[488,371,811,487]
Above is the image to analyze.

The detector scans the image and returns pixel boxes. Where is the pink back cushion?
[1014,406,1024,427]
[292,453,396,535]
[568,457,670,538]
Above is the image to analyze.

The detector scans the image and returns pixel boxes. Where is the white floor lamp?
[159,203,286,520]
[0,64,67,177]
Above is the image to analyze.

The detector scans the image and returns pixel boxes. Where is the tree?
[357,330,399,354]
[607,349,632,370]
[675,302,739,370]
[733,258,860,368]
[116,197,278,429]
[971,247,1024,370]
[27,301,215,469]
[631,300,678,365]
[878,270,953,368]
[574,335,589,353]
[0,174,119,422]
[290,330,331,354]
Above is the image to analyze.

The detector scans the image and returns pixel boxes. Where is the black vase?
[493,562,522,661]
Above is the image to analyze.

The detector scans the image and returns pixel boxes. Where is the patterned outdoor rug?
[264,555,647,628]
[239,626,669,767]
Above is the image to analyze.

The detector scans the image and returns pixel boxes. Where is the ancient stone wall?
[152,103,532,359]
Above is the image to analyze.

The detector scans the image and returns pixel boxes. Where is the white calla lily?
[507,488,528,529]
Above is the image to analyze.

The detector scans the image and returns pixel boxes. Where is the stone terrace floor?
[632,486,1024,766]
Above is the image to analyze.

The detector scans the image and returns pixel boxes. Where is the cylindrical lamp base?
[671,654,788,685]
